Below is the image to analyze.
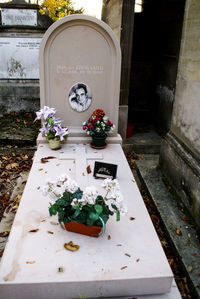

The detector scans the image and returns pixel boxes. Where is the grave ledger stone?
[0,15,177,299]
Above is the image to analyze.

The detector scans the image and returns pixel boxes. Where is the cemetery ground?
[0,113,199,299]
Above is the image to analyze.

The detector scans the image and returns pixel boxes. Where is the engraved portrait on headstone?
[69,83,92,112]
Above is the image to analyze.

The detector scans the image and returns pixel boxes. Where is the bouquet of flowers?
[35,106,68,141]
[41,175,127,227]
[82,109,115,137]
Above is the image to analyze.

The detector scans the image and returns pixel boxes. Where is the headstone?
[39,15,121,136]
[0,15,178,299]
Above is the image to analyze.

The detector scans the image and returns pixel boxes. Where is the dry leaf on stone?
[29,229,39,233]
[121,266,127,270]
[38,168,43,171]
[131,179,135,183]
[58,267,64,273]
[56,164,60,166]
[50,221,58,225]
[47,231,54,234]
[116,244,122,246]
[86,165,92,174]
[129,217,135,221]
[41,156,56,163]
[26,261,36,264]
[108,235,111,240]
[136,258,140,262]
[125,253,131,257]
[64,241,79,252]
[82,172,85,176]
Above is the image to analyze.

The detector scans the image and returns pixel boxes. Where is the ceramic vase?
[48,138,61,150]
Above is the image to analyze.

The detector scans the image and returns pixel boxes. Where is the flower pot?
[64,221,105,238]
[48,139,61,150]
[91,135,107,149]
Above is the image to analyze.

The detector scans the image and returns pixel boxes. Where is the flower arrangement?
[35,106,68,141]
[82,109,115,137]
[41,175,127,228]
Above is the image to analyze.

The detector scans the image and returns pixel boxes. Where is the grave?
[0,15,179,299]
[0,0,53,115]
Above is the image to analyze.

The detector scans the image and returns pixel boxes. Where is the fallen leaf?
[0,231,10,237]
[108,235,111,240]
[29,229,39,233]
[50,221,58,225]
[26,261,36,264]
[58,267,64,273]
[41,156,56,163]
[125,253,131,257]
[187,266,193,272]
[129,217,135,221]
[38,168,43,171]
[121,266,127,270]
[176,228,182,236]
[82,172,85,176]
[64,241,79,252]
[56,163,60,166]
[47,231,54,234]
[116,244,122,246]
[86,165,92,174]
[161,241,169,248]
[136,258,140,262]
[6,163,19,170]
[131,179,135,183]
[37,186,40,190]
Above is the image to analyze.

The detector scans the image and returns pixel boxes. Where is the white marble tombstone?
[0,15,178,299]
[39,15,121,137]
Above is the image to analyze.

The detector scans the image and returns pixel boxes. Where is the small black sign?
[93,161,118,179]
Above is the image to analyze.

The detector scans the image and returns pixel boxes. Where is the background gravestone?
[0,0,53,115]
[39,15,121,136]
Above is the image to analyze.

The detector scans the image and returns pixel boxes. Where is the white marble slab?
[0,37,41,79]
[1,9,37,26]
[0,143,174,298]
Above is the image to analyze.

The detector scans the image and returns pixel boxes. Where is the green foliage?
[48,189,114,227]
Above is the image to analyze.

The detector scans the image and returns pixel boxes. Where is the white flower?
[64,179,78,193]
[96,127,100,132]
[83,186,98,205]
[71,198,78,207]
[102,178,120,191]
[83,122,86,125]
[87,131,90,135]
[103,115,108,121]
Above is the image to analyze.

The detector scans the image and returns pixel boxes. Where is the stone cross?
[59,144,103,188]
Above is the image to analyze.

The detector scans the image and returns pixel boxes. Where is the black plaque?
[93,161,118,179]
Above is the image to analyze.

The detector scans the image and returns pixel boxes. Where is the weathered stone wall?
[160,0,200,227]
[102,0,123,42]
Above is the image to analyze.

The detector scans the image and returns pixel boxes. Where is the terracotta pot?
[48,138,61,150]
[64,221,104,238]
[91,135,107,149]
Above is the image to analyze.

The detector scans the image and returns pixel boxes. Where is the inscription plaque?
[1,9,37,26]
[0,37,41,79]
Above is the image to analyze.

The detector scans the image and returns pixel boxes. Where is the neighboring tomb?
[0,0,53,115]
[0,15,178,299]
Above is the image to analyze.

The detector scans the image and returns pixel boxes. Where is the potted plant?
[41,175,127,237]
[82,109,115,148]
[35,106,68,150]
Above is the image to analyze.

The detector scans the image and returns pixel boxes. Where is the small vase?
[48,138,61,150]
[64,221,105,238]
[91,135,107,149]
